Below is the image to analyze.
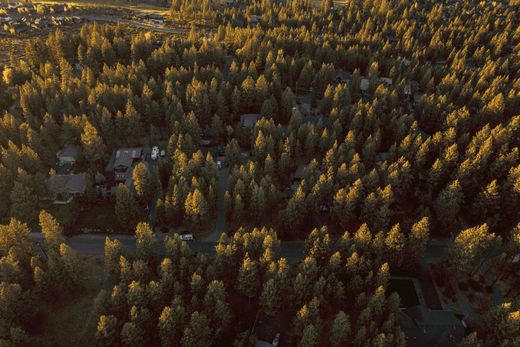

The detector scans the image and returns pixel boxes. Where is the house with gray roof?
[240,114,261,128]
[398,305,466,347]
[47,173,87,204]
[105,148,143,182]
[57,145,80,166]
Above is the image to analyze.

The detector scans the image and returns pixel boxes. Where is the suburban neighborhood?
[0,0,518,346]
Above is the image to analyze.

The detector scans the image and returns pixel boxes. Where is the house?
[105,148,143,182]
[47,173,87,204]
[249,15,261,26]
[254,319,281,347]
[57,145,80,166]
[240,114,261,128]
[296,102,312,116]
[398,305,465,347]
[232,18,245,28]
[335,69,350,84]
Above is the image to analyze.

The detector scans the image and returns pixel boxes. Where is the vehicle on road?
[151,146,159,160]
[179,231,194,241]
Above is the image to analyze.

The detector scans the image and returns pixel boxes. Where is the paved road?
[30,233,304,262]
[84,15,189,34]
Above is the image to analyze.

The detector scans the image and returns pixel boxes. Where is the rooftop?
[48,173,87,195]
[57,144,80,160]
[240,114,261,128]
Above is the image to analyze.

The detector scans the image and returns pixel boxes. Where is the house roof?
[48,173,87,194]
[240,114,261,128]
[398,305,465,347]
[57,144,80,159]
[113,148,142,168]
[335,69,350,82]
[254,320,279,346]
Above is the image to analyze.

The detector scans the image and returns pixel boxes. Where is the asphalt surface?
[29,233,304,262]
[28,234,450,309]
[85,15,189,34]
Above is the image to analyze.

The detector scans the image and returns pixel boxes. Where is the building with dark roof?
[105,148,143,182]
[47,173,87,204]
[398,305,466,347]
[240,114,261,128]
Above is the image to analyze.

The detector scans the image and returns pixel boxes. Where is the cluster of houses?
[131,12,164,27]
[47,145,148,204]
[0,3,83,34]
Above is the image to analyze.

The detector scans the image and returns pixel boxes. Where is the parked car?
[151,146,159,160]
[179,231,194,241]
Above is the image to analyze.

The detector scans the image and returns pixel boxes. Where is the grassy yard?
[35,256,109,347]
[76,201,119,232]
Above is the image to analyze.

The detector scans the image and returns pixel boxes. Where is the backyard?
[76,201,119,233]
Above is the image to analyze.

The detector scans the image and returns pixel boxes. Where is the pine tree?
[96,315,120,347]
[280,87,295,123]
[39,210,64,253]
[132,162,156,206]
[236,254,259,299]
[181,312,212,347]
[81,121,105,164]
[10,181,38,225]
[135,222,159,264]
[104,237,125,276]
[448,224,500,275]
[330,311,350,347]
[260,278,281,316]
[115,184,140,232]
[434,180,464,231]
[405,217,430,272]
[184,189,209,229]
[385,224,406,269]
